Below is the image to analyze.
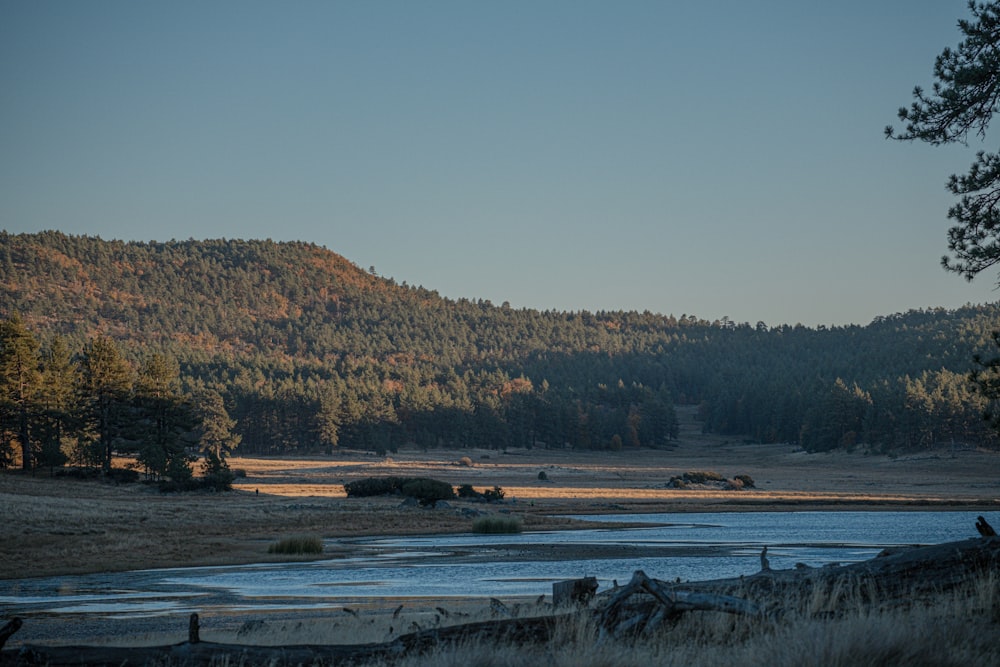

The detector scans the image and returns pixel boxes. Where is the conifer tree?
[35,337,77,473]
[194,389,241,459]
[0,314,41,470]
[887,1,1000,282]
[79,336,133,474]
[135,353,194,481]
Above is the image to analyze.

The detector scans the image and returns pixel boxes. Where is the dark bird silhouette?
[976,515,997,537]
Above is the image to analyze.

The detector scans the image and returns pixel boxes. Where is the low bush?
[472,516,522,534]
[668,471,729,488]
[454,484,507,502]
[734,474,756,488]
[200,451,235,491]
[682,471,725,484]
[401,478,455,506]
[482,485,505,502]
[457,483,480,499]
[268,535,324,555]
[344,476,408,497]
[344,476,455,505]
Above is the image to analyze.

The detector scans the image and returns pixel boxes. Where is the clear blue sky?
[2,0,997,326]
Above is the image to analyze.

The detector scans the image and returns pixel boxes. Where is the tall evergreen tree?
[35,337,77,473]
[193,388,241,459]
[0,314,41,470]
[135,353,194,481]
[79,336,133,474]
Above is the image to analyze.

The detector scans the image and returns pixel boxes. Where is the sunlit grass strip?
[472,516,523,534]
[267,534,324,555]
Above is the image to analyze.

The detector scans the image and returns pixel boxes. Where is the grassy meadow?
[3,406,999,579]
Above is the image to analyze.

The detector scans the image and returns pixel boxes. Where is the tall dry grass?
[349,571,1000,667]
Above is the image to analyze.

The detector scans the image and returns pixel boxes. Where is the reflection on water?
[0,511,986,622]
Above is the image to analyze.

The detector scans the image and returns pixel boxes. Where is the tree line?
[1,232,999,469]
[0,313,240,484]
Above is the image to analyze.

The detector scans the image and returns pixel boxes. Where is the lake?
[0,510,988,624]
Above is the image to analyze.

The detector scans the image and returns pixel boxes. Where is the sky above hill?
[2,1,998,327]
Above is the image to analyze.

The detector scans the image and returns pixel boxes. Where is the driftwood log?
[664,535,1000,612]
[552,576,598,607]
[3,614,576,667]
[3,535,999,666]
[596,570,763,642]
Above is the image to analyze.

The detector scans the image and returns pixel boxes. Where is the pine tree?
[79,336,134,474]
[194,389,241,459]
[135,353,195,482]
[887,1,1000,282]
[35,336,78,473]
[0,314,41,470]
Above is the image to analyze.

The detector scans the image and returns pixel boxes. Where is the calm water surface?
[0,511,988,622]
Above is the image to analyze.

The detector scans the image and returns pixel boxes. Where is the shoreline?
[5,509,997,651]
[4,432,1000,580]
[3,487,997,581]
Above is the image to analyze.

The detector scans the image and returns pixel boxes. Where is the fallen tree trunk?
[596,569,764,642]
[4,536,999,666]
[661,536,1000,613]
[5,614,577,667]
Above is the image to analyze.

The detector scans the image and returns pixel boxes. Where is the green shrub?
[457,483,480,498]
[537,470,548,481]
[482,485,505,502]
[682,470,725,484]
[200,451,235,491]
[344,476,408,497]
[401,478,455,506]
[457,484,506,502]
[344,476,455,505]
[267,535,324,555]
[472,516,523,534]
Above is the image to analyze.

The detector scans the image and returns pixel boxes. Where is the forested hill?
[2,230,999,456]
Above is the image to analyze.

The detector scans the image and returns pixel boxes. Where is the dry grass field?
[3,408,999,579]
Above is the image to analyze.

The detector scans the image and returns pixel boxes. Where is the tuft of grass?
[472,516,522,534]
[267,534,324,555]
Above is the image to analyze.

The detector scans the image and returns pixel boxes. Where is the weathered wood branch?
[5,614,576,667]
[597,569,762,641]
[0,619,21,651]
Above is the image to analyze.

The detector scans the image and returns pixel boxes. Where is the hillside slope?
[1,231,998,455]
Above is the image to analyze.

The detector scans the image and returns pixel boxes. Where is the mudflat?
[3,410,999,580]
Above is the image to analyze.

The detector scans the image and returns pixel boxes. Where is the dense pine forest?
[1,231,999,475]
